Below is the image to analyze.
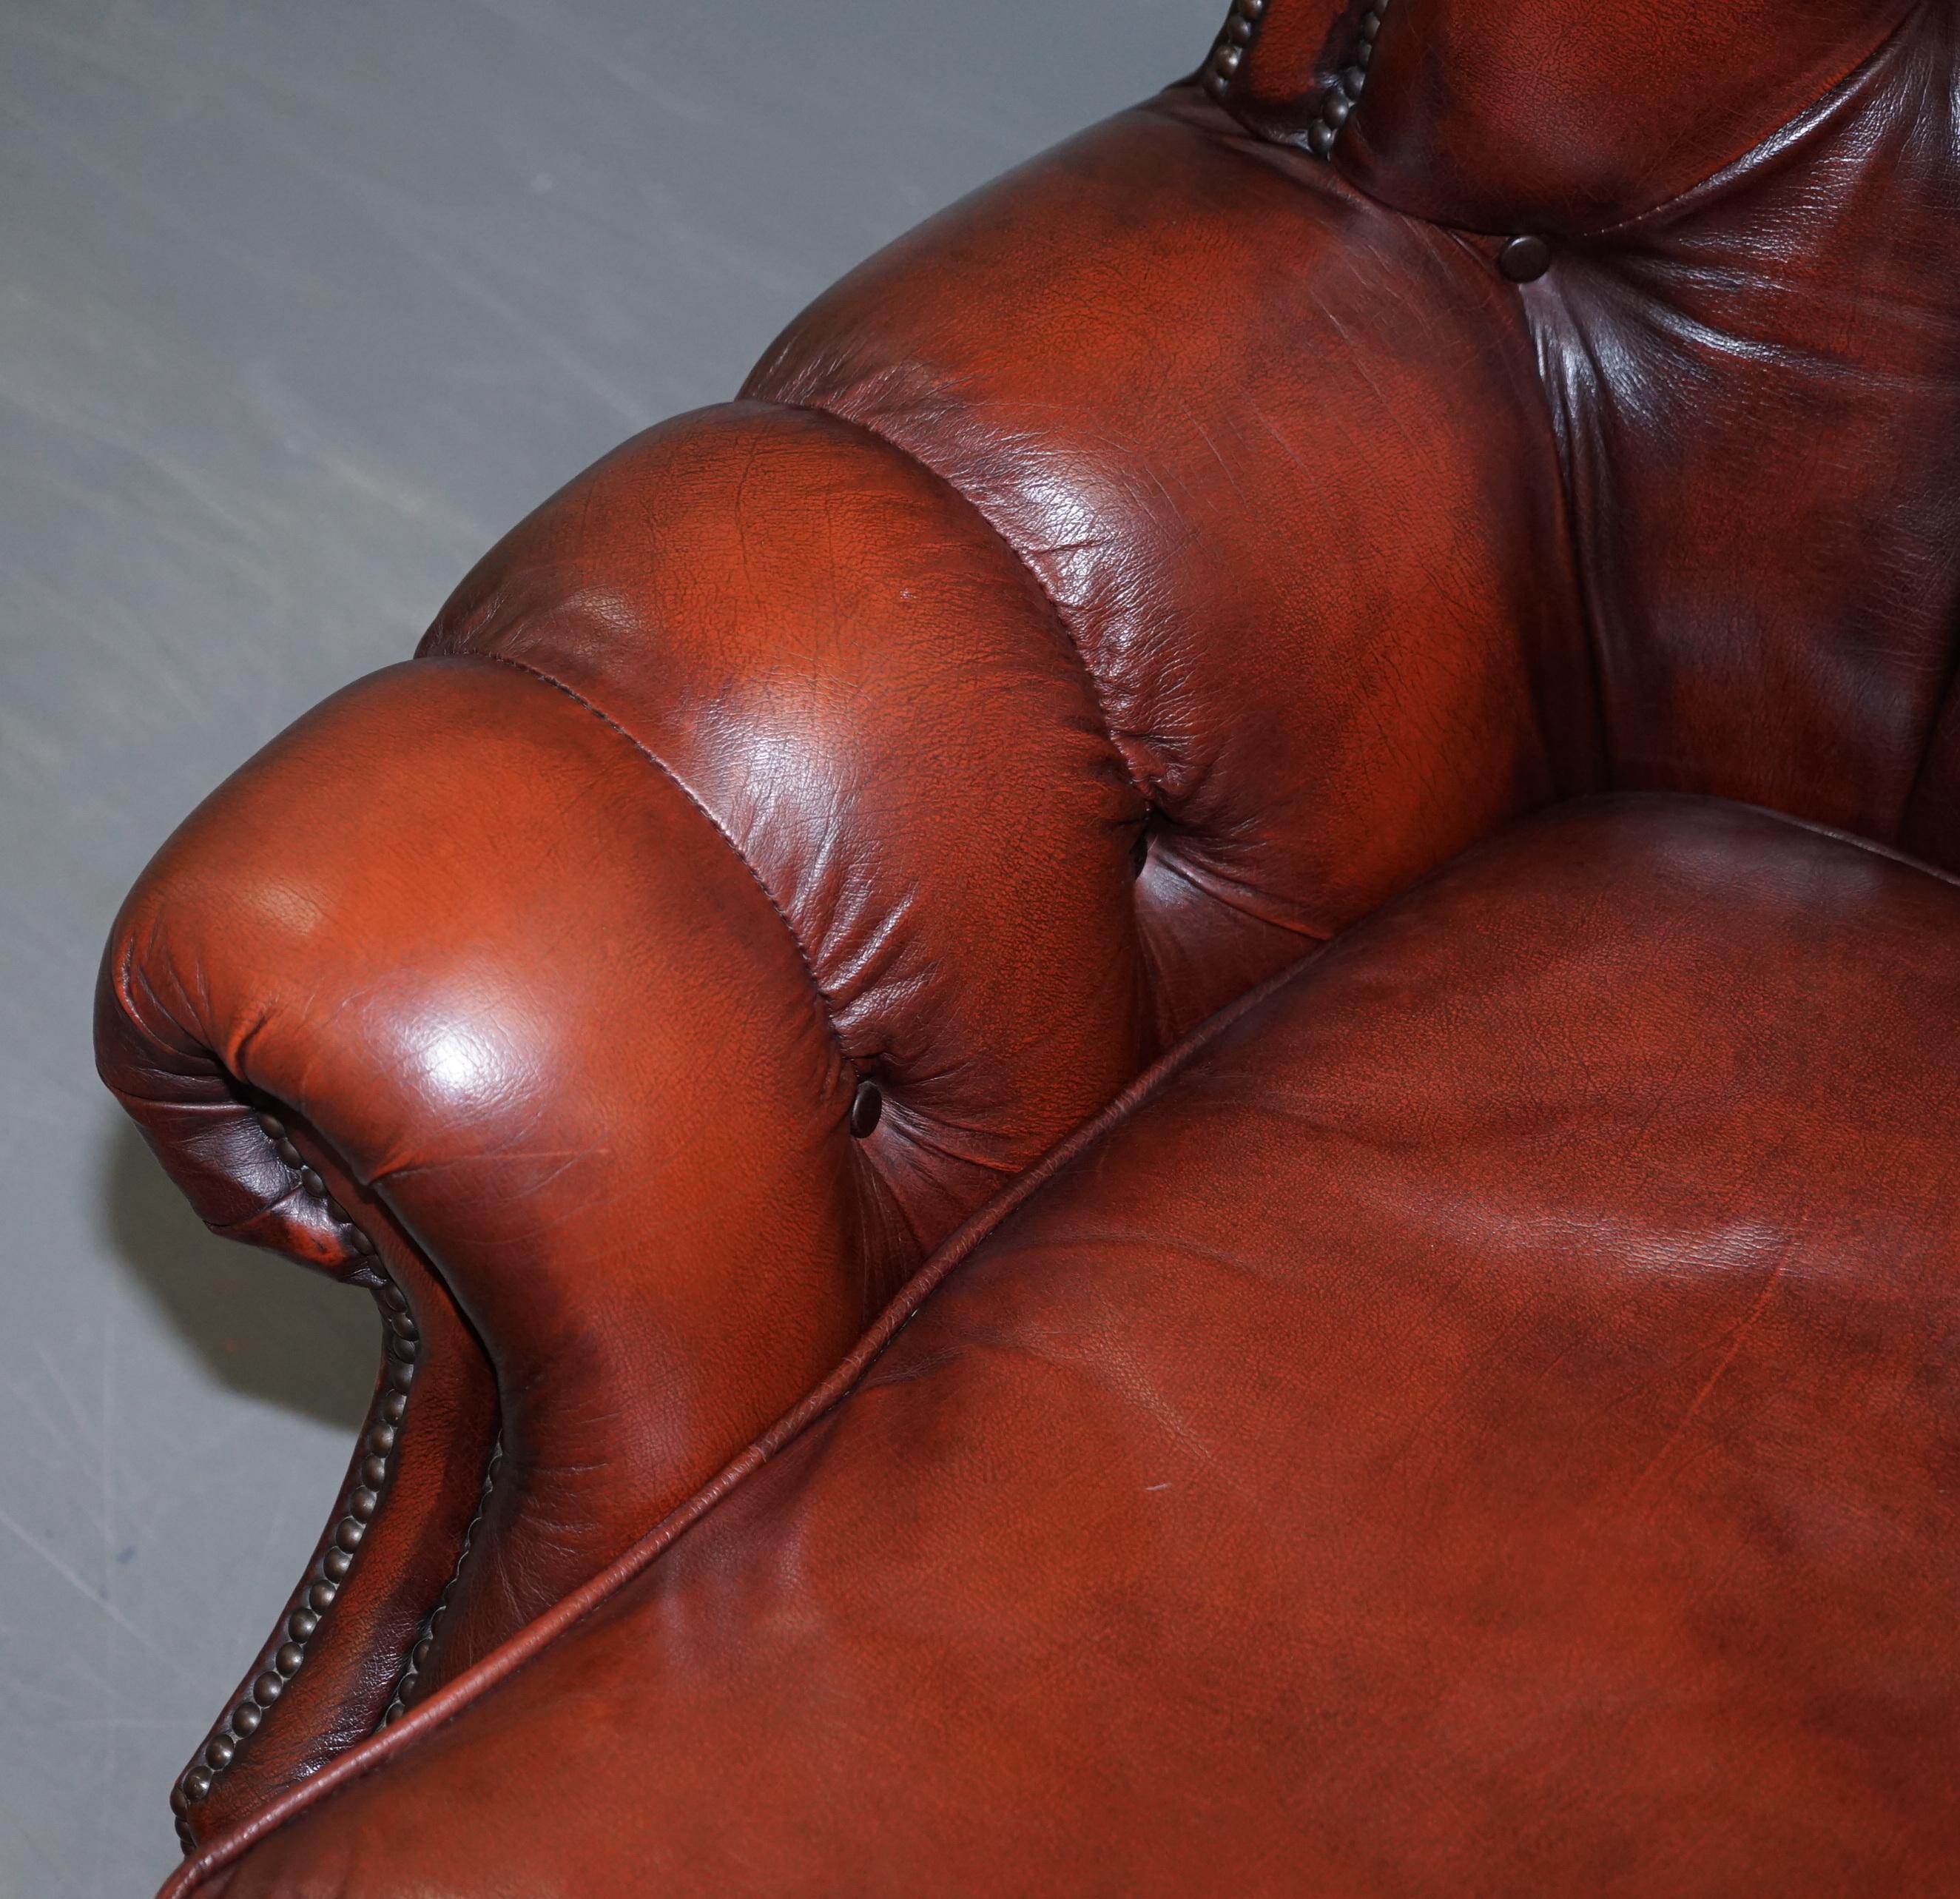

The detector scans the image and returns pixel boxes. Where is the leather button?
[1498,235,1552,283]
[849,1080,883,1139]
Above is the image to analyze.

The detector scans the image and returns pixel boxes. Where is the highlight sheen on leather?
[95,1,1960,1890]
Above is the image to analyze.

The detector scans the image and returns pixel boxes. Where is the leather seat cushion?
[215,795,1960,1897]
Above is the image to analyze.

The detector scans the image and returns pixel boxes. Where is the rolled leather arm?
[97,397,1162,1843]
[96,653,881,1826]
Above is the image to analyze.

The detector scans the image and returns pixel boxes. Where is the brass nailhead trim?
[1305,1,1392,159]
[170,1112,418,1855]
[1201,0,1267,99]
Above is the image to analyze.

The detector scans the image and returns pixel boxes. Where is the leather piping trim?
[468,651,861,1083]
[374,1437,501,1730]
[158,950,1315,1896]
[1557,1,1925,245]
[158,795,1960,1891]
[1710,792,1960,895]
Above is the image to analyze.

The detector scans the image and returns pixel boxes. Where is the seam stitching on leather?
[756,399,1152,811]
[1708,791,1960,893]
[473,650,857,1074]
[156,949,1316,1898]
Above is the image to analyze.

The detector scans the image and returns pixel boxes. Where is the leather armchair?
[98,1,1960,1891]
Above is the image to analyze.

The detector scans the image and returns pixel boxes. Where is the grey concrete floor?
[0,3,1205,1889]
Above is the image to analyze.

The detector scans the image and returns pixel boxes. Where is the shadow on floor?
[99,1115,378,1432]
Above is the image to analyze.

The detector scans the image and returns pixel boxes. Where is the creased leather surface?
[1522,5,1960,856]
[1230,2,1960,862]
[97,0,1960,1866]
[746,95,1593,1035]
[422,399,1154,1253]
[198,797,1960,1897]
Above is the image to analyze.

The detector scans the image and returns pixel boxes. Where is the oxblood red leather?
[94,2,1960,1891]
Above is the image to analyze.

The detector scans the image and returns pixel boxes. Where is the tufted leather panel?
[1526,7,1960,850]
[186,796,1960,1898]
[1215,0,1960,866]
[746,93,1594,1035]
[421,399,1153,1254]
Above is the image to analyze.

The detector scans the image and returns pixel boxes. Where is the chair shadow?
[99,1115,377,1431]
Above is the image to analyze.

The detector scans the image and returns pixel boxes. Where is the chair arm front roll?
[95,653,883,1834]
[98,388,1165,1845]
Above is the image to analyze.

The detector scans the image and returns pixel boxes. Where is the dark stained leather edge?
[156,950,1318,1899]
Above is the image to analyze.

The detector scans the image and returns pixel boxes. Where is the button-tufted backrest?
[1217,0,1960,858]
